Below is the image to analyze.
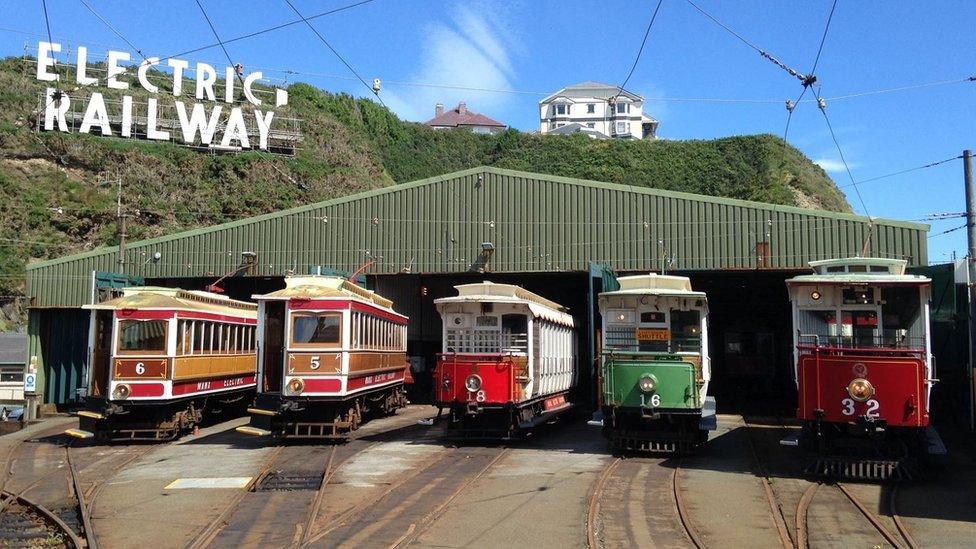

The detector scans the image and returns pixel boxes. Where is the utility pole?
[964,149,975,431]
[116,172,126,275]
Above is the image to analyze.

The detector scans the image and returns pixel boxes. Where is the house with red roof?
[424,102,507,135]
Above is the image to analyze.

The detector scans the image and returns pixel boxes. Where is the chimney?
[458,101,467,115]
[435,103,444,117]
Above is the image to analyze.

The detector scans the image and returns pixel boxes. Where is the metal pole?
[116,174,126,275]
[964,149,975,430]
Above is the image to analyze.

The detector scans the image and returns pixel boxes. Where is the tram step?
[246,407,277,417]
[76,410,105,420]
[698,397,717,431]
[64,428,94,439]
[779,433,801,447]
[235,426,271,436]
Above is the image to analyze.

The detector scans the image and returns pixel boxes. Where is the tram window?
[640,312,666,324]
[849,265,867,273]
[841,310,877,346]
[797,310,837,342]
[177,321,190,355]
[843,288,872,304]
[203,322,213,353]
[881,286,922,346]
[669,310,701,352]
[870,265,890,273]
[826,265,845,273]
[292,313,341,346]
[117,320,167,354]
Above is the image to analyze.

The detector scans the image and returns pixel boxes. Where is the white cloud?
[813,158,856,173]
[381,4,519,123]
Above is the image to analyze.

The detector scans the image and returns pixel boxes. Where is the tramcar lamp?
[847,378,874,402]
[810,290,821,300]
[112,383,131,400]
[287,377,305,396]
[637,375,656,393]
[465,374,482,393]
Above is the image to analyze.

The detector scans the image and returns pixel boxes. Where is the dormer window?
[555,104,567,116]
[587,103,595,113]
[615,102,629,114]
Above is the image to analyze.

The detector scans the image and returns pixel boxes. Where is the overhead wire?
[76,0,148,63]
[839,155,962,188]
[192,0,246,88]
[613,0,665,101]
[280,0,385,106]
[808,0,838,77]
[928,224,966,238]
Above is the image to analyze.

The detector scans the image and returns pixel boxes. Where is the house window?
[616,121,629,134]
[586,123,595,128]
[616,103,628,114]
[587,103,595,113]
[555,104,566,115]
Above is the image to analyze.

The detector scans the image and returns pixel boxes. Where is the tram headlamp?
[464,375,482,393]
[112,383,131,400]
[847,378,874,403]
[286,377,305,396]
[637,375,657,393]
[810,290,822,301]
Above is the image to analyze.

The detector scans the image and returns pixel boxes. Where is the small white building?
[539,81,658,140]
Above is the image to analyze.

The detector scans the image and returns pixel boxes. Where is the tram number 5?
[841,398,880,418]
[310,356,320,370]
[135,362,145,375]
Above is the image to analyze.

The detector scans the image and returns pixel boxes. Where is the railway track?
[795,481,918,549]
[585,455,703,549]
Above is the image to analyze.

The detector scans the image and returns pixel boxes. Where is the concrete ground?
[4,410,976,548]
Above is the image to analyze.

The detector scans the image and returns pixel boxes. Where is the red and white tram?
[784,257,944,479]
[67,287,258,441]
[434,282,577,438]
[237,276,409,439]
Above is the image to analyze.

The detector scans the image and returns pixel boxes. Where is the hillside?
[0,55,850,297]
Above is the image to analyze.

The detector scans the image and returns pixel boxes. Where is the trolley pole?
[964,149,975,430]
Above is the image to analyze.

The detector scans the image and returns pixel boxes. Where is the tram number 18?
[841,398,880,418]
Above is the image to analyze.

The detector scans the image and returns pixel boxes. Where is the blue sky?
[1,0,973,262]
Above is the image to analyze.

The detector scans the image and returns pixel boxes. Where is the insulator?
[372,78,382,94]
[785,100,795,113]
[818,97,827,110]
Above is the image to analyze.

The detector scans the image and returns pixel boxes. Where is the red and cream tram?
[237,276,409,439]
[784,257,943,479]
[434,282,577,438]
[67,287,258,442]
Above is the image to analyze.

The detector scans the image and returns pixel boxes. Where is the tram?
[236,276,409,439]
[434,282,577,439]
[783,257,943,480]
[66,287,258,442]
[597,274,715,453]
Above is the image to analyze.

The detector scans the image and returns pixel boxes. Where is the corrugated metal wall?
[27,167,929,307]
[28,308,90,407]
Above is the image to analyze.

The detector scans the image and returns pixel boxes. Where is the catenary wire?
[817,95,870,217]
[928,224,966,238]
[808,0,838,77]
[613,0,664,101]
[192,0,246,88]
[76,0,148,63]
[280,0,385,106]
[839,156,962,188]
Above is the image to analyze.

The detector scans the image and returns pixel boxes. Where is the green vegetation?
[0,56,848,296]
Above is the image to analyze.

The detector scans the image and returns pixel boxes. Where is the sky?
[1,0,973,263]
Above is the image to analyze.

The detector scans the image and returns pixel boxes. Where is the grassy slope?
[0,56,849,297]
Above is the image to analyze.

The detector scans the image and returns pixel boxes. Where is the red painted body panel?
[797,351,928,427]
[171,375,256,396]
[127,382,165,398]
[435,354,516,406]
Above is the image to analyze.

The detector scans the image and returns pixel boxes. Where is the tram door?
[261,301,286,393]
[90,311,113,398]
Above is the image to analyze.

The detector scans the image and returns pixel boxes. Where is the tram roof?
[600,274,707,298]
[84,286,257,317]
[435,282,574,326]
[256,276,395,310]
[787,257,931,285]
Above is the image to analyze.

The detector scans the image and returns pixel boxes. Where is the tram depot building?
[23,167,969,423]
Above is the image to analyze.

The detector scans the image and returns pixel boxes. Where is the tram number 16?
[841,398,880,418]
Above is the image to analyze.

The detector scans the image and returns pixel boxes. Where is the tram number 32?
[841,398,880,417]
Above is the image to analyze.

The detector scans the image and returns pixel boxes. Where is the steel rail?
[795,481,820,549]
[296,444,341,547]
[388,447,511,548]
[1,489,86,549]
[672,464,705,549]
[64,442,97,549]
[836,483,905,549]
[184,445,285,549]
[889,485,919,549]
[302,445,450,546]
[585,457,622,549]
[741,417,796,549]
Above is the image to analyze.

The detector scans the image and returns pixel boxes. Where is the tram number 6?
[135,362,145,375]
[650,394,661,407]
[310,356,320,370]
[841,398,880,418]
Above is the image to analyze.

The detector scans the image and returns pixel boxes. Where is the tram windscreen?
[117,320,167,353]
[881,286,924,347]
[292,313,341,345]
[669,310,702,352]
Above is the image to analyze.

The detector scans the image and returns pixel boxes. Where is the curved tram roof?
[787,257,930,285]
[256,276,398,312]
[435,281,574,327]
[600,274,706,299]
[84,287,256,318]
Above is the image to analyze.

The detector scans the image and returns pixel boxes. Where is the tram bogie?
[433,282,577,439]
[237,276,409,440]
[783,257,944,480]
[66,287,258,442]
[597,274,715,454]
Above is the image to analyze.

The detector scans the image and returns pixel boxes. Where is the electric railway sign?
[33,41,302,153]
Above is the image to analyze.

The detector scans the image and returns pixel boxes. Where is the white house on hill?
[539,81,658,140]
